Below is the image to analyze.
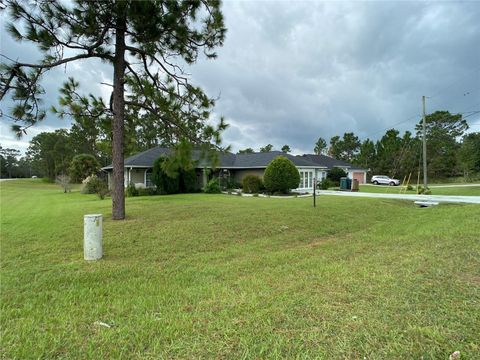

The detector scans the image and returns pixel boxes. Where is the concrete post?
[84,214,103,260]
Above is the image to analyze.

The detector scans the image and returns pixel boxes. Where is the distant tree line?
[317,111,480,181]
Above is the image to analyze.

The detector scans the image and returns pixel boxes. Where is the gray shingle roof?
[300,154,364,170]
[231,151,319,168]
[102,147,363,170]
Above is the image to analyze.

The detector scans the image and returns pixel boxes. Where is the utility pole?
[422,95,428,190]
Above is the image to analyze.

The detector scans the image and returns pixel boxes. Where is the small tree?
[327,167,347,185]
[55,174,71,193]
[69,154,100,183]
[281,145,291,153]
[314,137,327,155]
[263,156,300,194]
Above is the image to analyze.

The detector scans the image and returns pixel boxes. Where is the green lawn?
[1,180,479,359]
[359,184,480,196]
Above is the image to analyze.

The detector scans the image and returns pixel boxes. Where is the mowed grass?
[1,180,479,359]
[359,184,480,196]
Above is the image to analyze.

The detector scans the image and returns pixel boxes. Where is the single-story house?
[101,147,367,192]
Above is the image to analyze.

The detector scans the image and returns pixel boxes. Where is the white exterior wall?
[294,167,326,193]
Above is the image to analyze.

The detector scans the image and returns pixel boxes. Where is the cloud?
[1,1,479,155]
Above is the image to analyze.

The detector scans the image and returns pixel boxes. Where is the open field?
[359,184,480,196]
[1,180,479,358]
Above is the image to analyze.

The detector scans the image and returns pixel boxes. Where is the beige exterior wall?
[130,169,145,186]
[232,169,265,184]
[106,168,149,190]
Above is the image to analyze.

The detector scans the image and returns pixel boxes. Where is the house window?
[145,169,153,188]
[299,170,314,189]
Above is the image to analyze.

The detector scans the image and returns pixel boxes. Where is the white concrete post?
[84,214,103,260]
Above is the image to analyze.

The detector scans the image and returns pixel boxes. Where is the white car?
[371,175,400,186]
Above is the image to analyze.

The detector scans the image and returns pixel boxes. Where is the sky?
[1,0,480,155]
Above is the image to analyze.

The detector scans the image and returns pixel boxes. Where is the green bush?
[204,178,221,193]
[179,168,198,193]
[69,154,100,183]
[242,175,263,193]
[318,178,335,190]
[226,179,241,189]
[327,167,347,185]
[82,175,108,199]
[126,183,139,197]
[417,186,432,195]
[263,156,300,194]
[152,157,180,194]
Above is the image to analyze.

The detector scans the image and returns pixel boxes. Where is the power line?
[428,65,480,101]
[362,108,480,140]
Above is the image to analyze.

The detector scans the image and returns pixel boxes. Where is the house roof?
[300,154,354,169]
[231,151,320,168]
[102,147,364,171]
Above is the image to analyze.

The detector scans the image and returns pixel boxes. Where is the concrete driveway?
[317,190,480,204]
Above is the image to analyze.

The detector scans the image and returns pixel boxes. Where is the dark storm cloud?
[192,1,480,153]
[1,1,479,154]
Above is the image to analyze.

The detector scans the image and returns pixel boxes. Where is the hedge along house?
[101,147,367,192]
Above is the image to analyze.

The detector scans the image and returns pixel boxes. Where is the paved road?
[317,190,480,204]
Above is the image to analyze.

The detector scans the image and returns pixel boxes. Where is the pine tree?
[0,0,226,219]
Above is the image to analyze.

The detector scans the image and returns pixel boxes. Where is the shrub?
[204,178,221,193]
[55,174,71,193]
[417,186,432,195]
[318,178,335,190]
[226,179,241,189]
[406,184,414,191]
[126,182,139,197]
[82,175,108,199]
[263,156,300,194]
[69,154,100,183]
[327,167,348,185]
[152,157,180,194]
[242,175,263,193]
[179,168,198,193]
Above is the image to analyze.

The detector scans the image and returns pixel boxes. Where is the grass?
[359,184,480,196]
[1,179,480,359]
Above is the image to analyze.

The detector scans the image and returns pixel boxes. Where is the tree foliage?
[26,130,74,179]
[328,133,360,162]
[69,154,100,183]
[415,111,468,178]
[314,137,327,155]
[260,144,273,153]
[458,132,480,178]
[1,0,227,219]
[263,156,300,194]
[326,167,347,184]
[238,148,254,154]
[281,145,291,153]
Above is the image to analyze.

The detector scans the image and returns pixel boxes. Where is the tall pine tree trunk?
[112,15,126,220]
